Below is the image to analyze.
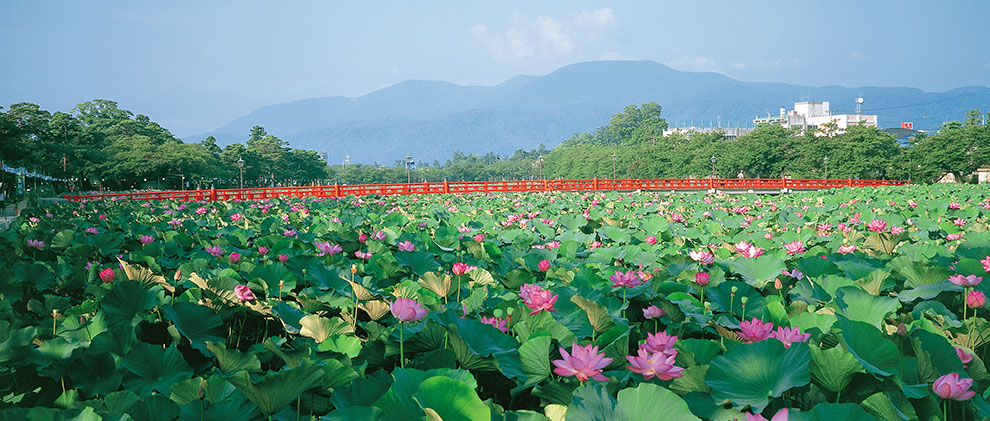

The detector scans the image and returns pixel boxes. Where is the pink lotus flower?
[610,270,642,288]
[967,290,986,308]
[745,408,789,421]
[783,241,805,255]
[481,316,508,333]
[397,240,415,252]
[949,274,983,287]
[195,207,207,215]
[890,226,905,235]
[738,318,774,343]
[641,331,678,356]
[645,236,658,245]
[205,245,224,257]
[391,297,427,322]
[538,259,551,272]
[643,305,666,320]
[956,347,973,366]
[358,233,368,243]
[519,284,558,315]
[735,241,752,254]
[85,227,99,234]
[983,256,990,273]
[314,241,342,256]
[740,245,766,258]
[689,250,715,265]
[258,246,269,255]
[949,202,962,209]
[278,254,288,263]
[626,348,684,381]
[373,230,387,241]
[234,285,255,301]
[553,343,612,382]
[947,233,964,241]
[26,239,45,250]
[354,250,373,259]
[954,218,967,227]
[866,219,887,232]
[695,272,710,286]
[99,268,116,283]
[473,233,485,242]
[770,326,811,348]
[230,213,242,222]
[838,244,857,254]
[139,235,155,245]
[781,269,804,280]
[452,262,476,276]
[229,252,242,264]
[933,372,975,401]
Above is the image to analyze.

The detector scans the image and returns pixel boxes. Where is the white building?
[754,101,877,134]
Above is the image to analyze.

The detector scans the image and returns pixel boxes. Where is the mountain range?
[187,60,990,165]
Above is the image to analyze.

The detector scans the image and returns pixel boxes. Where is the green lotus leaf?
[616,383,698,421]
[837,317,900,377]
[224,359,324,416]
[412,376,490,421]
[566,382,625,421]
[121,343,193,397]
[163,302,224,354]
[834,286,900,329]
[102,280,161,328]
[205,342,261,374]
[809,345,865,393]
[128,395,180,421]
[705,340,811,412]
[728,255,786,287]
[519,335,552,388]
[789,402,881,421]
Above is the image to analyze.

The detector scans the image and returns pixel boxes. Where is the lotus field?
[3,185,990,420]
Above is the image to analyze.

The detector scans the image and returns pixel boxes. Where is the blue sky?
[2,1,988,137]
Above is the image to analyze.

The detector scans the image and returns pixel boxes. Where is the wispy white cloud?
[600,51,639,61]
[472,9,617,61]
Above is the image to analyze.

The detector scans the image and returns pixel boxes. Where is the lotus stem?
[456,275,462,302]
[835,388,840,404]
[399,322,405,368]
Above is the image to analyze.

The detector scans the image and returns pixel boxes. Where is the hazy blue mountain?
[188,60,990,164]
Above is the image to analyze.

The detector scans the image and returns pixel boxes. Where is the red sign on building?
[901,122,914,129]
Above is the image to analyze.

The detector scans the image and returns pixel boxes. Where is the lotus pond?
[1,185,990,420]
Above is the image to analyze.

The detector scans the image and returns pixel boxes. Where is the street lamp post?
[823,156,829,180]
[537,155,544,179]
[710,155,716,179]
[406,154,413,183]
[612,153,618,179]
[237,158,244,190]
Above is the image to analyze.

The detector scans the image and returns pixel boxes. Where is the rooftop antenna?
[856,96,864,115]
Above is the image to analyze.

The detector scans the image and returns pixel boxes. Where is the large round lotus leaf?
[120,343,193,397]
[705,340,811,412]
[616,383,699,421]
[789,403,881,421]
[412,376,489,421]
[728,255,786,287]
[834,286,900,329]
[566,382,624,421]
[837,317,900,377]
[162,302,224,355]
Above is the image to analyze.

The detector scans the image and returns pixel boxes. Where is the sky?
[2,1,988,137]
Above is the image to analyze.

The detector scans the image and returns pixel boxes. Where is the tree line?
[0,100,328,192]
[2,100,988,194]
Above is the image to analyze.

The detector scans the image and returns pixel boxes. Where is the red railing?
[64,178,909,202]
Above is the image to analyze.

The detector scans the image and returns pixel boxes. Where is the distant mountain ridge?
[187,60,990,164]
